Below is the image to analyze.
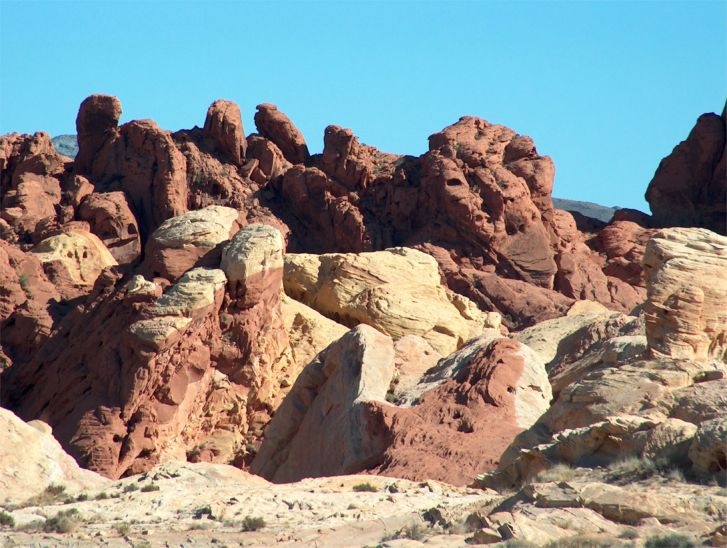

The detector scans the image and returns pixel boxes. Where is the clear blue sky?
[1,1,725,212]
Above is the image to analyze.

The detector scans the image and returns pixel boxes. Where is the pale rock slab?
[31,229,117,286]
[284,247,497,355]
[643,227,727,362]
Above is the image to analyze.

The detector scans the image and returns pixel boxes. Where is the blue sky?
[1,1,725,212]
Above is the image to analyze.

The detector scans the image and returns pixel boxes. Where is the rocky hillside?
[0,96,725,546]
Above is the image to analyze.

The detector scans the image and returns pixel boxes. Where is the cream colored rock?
[0,408,108,504]
[567,299,610,316]
[284,247,495,355]
[150,206,239,249]
[689,418,727,479]
[281,294,348,368]
[251,325,396,482]
[126,274,161,298]
[129,268,226,350]
[144,205,239,280]
[31,229,117,285]
[128,316,192,351]
[221,223,284,291]
[0,460,496,547]
[514,307,616,368]
[644,228,727,362]
[148,268,226,318]
[642,418,698,462]
[392,335,443,397]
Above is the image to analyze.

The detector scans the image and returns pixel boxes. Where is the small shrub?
[644,534,696,548]
[18,274,29,291]
[504,541,539,548]
[75,493,89,502]
[353,482,378,493]
[381,522,426,542]
[43,508,82,534]
[607,456,692,485]
[402,522,425,541]
[533,463,580,483]
[23,484,67,507]
[136,542,152,548]
[123,484,139,493]
[113,522,131,536]
[140,484,160,493]
[0,511,14,528]
[188,522,209,531]
[95,492,109,500]
[241,516,266,532]
[618,529,639,540]
[193,506,212,519]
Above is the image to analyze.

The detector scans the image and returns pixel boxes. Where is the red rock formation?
[74,94,122,176]
[646,106,726,235]
[0,240,62,365]
[3,96,658,332]
[370,339,547,485]
[1,222,294,479]
[0,132,67,237]
[203,100,247,166]
[77,192,141,265]
[254,104,309,164]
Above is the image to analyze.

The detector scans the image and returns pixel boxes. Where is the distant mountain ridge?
[51,134,78,158]
[552,197,618,223]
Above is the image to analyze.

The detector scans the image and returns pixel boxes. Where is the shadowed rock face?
[646,106,726,235]
[252,332,551,486]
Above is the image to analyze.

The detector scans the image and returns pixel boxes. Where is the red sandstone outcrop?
[0,221,298,478]
[74,94,122,175]
[0,240,61,365]
[263,114,644,328]
[254,104,309,164]
[0,132,67,236]
[646,105,726,235]
[77,191,142,265]
[203,100,247,166]
[2,96,661,333]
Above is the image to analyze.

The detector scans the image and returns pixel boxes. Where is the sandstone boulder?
[643,227,727,362]
[203,99,246,165]
[689,418,727,480]
[254,103,309,164]
[251,325,396,482]
[74,94,122,175]
[0,408,107,504]
[143,205,240,280]
[370,337,552,485]
[253,330,551,486]
[283,247,496,355]
[31,229,117,289]
[281,294,348,369]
